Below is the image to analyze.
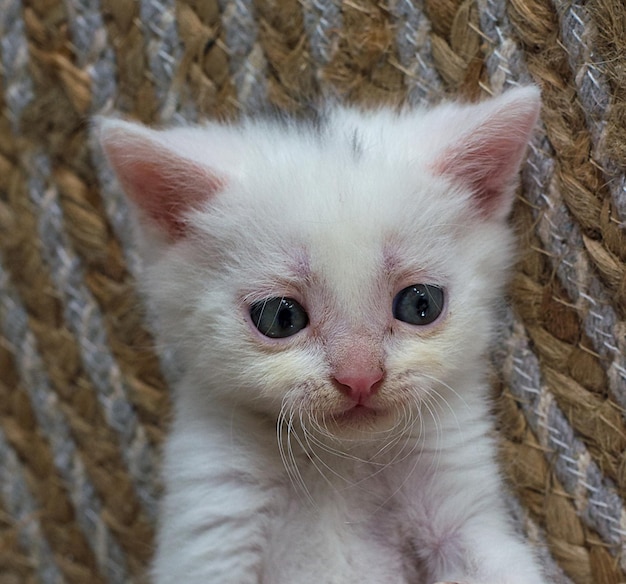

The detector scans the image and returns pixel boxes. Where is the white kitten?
[98,87,546,584]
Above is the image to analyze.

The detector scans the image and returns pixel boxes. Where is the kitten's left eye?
[250,297,309,338]
[393,284,445,326]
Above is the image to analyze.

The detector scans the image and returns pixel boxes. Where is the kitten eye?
[250,298,309,338]
[393,284,444,326]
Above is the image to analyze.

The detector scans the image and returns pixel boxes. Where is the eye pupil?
[415,296,429,317]
[278,304,294,328]
[250,297,309,338]
[393,284,444,326]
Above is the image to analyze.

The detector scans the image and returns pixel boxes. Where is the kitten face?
[142,149,510,439]
[98,88,539,440]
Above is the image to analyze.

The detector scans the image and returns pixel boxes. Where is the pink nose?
[334,370,384,404]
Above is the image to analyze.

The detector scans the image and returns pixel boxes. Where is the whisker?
[275,376,461,513]
[352,397,429,520]
[420,373,471,414]
[278,396,316,506]
[298,409,354,489]
[414,373,467,447]
[289,405,338,494]
[304,419,372,465]
[417,390,445,479]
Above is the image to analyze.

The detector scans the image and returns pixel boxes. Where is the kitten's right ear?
[96,118,224,239]
[429,87,540,220]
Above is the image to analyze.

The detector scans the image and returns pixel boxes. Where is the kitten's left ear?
[431,86,541,220]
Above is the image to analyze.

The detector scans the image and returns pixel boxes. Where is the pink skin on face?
[286,246,394,414]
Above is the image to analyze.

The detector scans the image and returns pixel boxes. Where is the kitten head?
[97,87,540,441]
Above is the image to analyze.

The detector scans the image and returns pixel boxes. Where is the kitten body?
[98,88,547,584]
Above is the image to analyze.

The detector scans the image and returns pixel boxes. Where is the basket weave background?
[0,0,625,582]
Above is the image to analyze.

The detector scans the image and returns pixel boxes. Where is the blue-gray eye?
[250,298,309,338]
[393,284,444,326]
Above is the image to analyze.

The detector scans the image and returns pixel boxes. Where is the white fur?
[98,87,546,584]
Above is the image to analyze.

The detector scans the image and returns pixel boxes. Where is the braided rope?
[0,1,625,583]
[551,0,626,224]
[139,0,196,122]
[0,261,120,582]
[252,0,319,110]
[219,0,268,111]
[66,0,139,270]
[504,315,625,557]
[301,0,342,67]
[0,1,158,579]
[476,1,626,579]
[389,0,445,105]
[0,425,62,584]
[28,151,158,518]
[0,0,34,130]
[502,0,626,457]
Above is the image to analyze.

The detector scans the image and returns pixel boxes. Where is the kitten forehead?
[209,146,459,301]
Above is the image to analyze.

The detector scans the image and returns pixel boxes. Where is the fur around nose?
[334,370,384,404]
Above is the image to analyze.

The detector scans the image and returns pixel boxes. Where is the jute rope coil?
[0,1,624,583]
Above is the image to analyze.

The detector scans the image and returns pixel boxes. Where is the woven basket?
[0,1,624,582]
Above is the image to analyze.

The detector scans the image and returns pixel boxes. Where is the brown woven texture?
[0,0,624,583]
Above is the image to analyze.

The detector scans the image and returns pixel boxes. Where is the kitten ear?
[431,86,540,219]
[97,118,225,239]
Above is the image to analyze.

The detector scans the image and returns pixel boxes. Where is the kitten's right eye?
[393,284,444,326]
[250,298,309,338]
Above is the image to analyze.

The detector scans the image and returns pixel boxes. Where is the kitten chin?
[98,87,548,584]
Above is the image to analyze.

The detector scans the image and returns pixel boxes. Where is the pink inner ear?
[104,136,224,239]
[431,97,539,219]
[433,132,528,217]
